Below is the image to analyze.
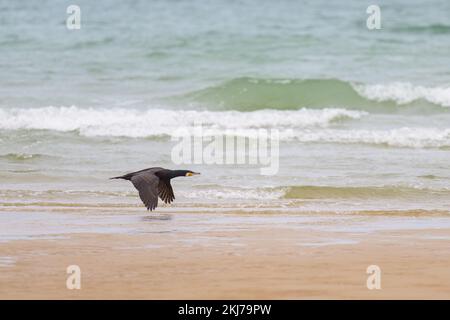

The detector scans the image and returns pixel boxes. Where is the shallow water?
[2,209,450,244]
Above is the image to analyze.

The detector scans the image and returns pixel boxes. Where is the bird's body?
[110,167,199,211]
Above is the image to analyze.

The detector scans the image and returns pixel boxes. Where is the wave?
[0,189,135,197]
[353,82,450,107]
[182,187,286,201]
[2,186,449,213]
[0,106,364,136]
[4,185,445,202]
[0,106,449,147]
[136,184,450,201]
[286,127,450,148]
[282,185,450,200]
[393,24,450,35]
[183,185,449,201]
[0,153,48,161]
[178,78,450,111]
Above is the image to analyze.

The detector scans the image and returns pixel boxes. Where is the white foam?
[354,82,450,106]
[0,106,365,137]
[1,106,448,148]
[289,127,450,148]
[182,188,285,200]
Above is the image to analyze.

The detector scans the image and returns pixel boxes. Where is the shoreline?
[1,211,449,299]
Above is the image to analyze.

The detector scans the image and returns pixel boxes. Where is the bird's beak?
[186,172,200,176]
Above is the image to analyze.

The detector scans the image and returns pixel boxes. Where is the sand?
[0,211,449,300]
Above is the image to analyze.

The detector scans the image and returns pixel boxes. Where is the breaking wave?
[286,127,450,148]
[0,106,449,148]
[0,106,364,136]
[179,78,450,111]
[179,185,450,204]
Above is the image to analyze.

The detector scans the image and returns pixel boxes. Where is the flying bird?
[110,167,200,211]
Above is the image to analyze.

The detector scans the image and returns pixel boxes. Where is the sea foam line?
[353,82,450,107]
[0,106,365,136]
[0,106,448,148]
[287,127,450,148]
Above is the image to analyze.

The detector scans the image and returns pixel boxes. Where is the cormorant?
[110,167,200,211]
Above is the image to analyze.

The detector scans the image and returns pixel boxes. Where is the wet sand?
[0,211,449,299]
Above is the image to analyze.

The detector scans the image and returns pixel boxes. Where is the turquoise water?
[0,0,449,212]
[1,0,450,107]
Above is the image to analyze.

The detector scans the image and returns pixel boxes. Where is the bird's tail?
[110,173,132,180]
[110,175,126,180]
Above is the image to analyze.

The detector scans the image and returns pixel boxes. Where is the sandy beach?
[1,211,449,299]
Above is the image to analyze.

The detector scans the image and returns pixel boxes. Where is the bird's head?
[185,170,200,177]
[167,169,200,179]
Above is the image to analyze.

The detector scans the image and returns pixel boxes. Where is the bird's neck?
[167,170,188,179]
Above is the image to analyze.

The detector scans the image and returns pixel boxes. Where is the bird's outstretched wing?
[158,179,175,204]
[130,172,160,211]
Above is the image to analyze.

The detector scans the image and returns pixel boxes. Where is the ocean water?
[1,0,450,217]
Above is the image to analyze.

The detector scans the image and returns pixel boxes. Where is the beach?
[1,210,449,299]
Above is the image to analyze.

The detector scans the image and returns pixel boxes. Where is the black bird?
[110,167,200,211]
